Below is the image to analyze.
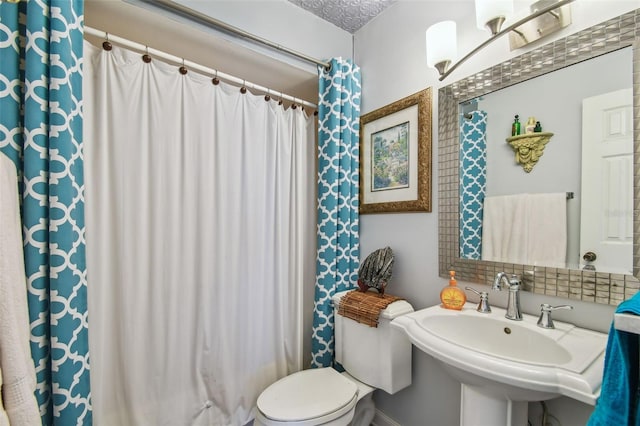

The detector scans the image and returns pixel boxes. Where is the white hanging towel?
[525,193,567,267]
[482,193,567,266]
[482,194,530,264]
[0,153,40,426]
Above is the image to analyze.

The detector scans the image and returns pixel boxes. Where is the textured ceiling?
[287,0,396,33]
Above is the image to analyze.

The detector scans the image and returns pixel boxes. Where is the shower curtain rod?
[84,26,318,110]
[138,0,331,71]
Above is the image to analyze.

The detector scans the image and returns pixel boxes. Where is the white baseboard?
[372,409,402,426]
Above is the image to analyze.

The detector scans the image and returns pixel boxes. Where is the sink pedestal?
[460,384,527,426]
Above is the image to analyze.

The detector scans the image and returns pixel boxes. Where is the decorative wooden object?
[506,132,553,173]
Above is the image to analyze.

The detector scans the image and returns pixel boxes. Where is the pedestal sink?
[391,304,607,426]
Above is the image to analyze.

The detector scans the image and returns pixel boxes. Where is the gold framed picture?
[359,88,432,214]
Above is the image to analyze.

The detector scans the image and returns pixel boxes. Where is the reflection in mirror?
[438,9,640,306]
[459,47,633,275]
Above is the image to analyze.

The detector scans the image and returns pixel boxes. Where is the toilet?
[255,290,414,426]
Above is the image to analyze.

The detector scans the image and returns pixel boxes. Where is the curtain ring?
[212,70,220,85]
[179,59,188,75]
[278,92,283,106]
[102,33,112,51]
[142,46,151,63]
[291,97,298,110]
[264,89,271,102]
[240,80,247,94]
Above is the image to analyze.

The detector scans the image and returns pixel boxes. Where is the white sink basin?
[392,304,607,408]
[423,314,572,366]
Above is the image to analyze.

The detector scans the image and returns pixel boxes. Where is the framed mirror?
[438,9,640,306]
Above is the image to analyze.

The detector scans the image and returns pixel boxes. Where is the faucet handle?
[465,287,491,313]
[508,274,521,288]
[537,303,573,329]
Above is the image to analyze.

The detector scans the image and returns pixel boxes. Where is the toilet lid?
[257,368,358,422]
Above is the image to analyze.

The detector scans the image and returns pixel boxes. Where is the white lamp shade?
[426,21,457,69]
[475,0,513,30]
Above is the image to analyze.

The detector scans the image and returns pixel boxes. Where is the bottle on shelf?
[534,121,542,132]
[511,115,521,136]
[525,117,536,134]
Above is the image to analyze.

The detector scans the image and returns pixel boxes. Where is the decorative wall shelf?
[506,132,553,173]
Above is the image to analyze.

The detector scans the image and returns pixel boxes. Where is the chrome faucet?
[492,273,522,321]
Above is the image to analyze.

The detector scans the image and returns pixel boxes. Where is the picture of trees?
[371,122,410,191]
[359,88,431,214]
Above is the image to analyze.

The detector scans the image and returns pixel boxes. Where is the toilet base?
[340,372,375,426]
[350,391,375,426]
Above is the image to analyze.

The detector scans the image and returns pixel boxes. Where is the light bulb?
[426,21,457,75]
[475,0,513,34]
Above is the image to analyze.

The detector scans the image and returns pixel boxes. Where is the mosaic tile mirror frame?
[438,9,640,306]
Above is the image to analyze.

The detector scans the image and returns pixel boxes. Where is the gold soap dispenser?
[440,270,466,310]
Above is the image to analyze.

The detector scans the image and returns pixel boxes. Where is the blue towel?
[588,293,640,426]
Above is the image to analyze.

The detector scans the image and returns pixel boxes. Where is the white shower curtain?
[83,42,315,426]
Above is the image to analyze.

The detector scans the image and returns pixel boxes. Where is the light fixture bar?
[438,0,575,81]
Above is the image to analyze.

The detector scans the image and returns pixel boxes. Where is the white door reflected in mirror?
[580,88,633,274]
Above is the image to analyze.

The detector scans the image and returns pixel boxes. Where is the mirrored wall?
[438,9,640,306]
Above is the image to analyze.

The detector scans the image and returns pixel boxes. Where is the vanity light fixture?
[426,0,574,81]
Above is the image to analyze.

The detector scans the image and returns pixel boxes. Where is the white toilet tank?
[332,290,414,394]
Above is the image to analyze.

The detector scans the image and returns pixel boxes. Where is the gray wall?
[355,2,637,425]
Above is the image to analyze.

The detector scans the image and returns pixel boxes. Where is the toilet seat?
[256,368,359,425]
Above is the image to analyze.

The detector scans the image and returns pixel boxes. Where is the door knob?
[583,251,597,262]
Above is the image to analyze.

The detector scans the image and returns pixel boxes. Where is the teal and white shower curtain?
[311,58,361,368]
[459,110,487,260]
[0,1,92,425]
